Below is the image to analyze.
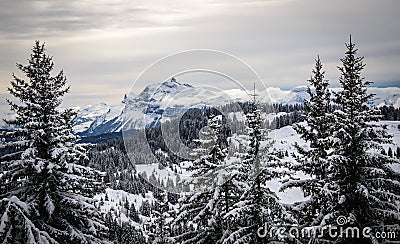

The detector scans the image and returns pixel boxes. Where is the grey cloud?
[0,0,399,114]
[0,0,165,39]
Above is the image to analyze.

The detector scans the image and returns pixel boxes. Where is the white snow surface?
[94,188,155,226]
[92,120,400,227]
[270,120,400,204]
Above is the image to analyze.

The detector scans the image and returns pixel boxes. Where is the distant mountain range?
[1,78,399,136]
[71,78,400,137]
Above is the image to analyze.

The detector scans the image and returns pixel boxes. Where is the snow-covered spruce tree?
[280,56,336,231]
[150,191,173,244]
[174,113,231,243]
[330,36,400,234]
[0,41,107,243]
[224,95,289,243]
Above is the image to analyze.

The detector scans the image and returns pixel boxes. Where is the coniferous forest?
[1,37,399,244]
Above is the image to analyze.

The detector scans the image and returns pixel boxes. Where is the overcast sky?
[0,0,399,112]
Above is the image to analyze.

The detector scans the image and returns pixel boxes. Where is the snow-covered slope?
[72,79,400,136]
[74,103,112,133]
[88,120,399,238]
[94,188,156,226]
[367,87,400,108]
[268,120,400,204]
[93,120,400,215]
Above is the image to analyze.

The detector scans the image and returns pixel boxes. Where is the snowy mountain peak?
[71,83,400,136]
[166,77,179,86]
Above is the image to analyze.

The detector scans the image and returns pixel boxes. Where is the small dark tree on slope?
[0,41,107,243]
[129,203,140,223]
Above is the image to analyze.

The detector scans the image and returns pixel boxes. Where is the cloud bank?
[0,0,399,112]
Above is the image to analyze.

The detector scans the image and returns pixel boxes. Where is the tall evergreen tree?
[224,90,289,243]
[0,41,107,243]
[281,56,335,231]
[150,191,173,244]
[329,36,400,239]
[174,113,229,243]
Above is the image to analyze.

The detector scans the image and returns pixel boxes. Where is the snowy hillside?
[71,78,400,136]
[269,120,400,204]
[91,119,400,240]
[94,188,156,227]
[106,120,400,207]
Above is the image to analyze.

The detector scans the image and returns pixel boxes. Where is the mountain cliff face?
[73,78,400,137]
[76,78,237,136]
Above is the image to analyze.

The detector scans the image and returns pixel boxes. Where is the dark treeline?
[380,105,400,121]
[143,107,232,169]
[88,139,180,202]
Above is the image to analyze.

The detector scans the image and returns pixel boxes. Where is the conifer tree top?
[1,41,107,243]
